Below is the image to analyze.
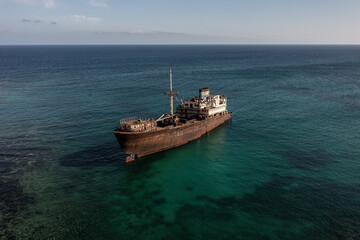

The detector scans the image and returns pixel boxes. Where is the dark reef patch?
[59,143,127,167]
[238,176,360,222]
[169,204,238,240]
[193,175,360,239]
[275,149,337,170]
[169,200,273,240]
[0,178,35,238]
[0,137,44,238]
[176,202,235,221]
[17,205,109,240]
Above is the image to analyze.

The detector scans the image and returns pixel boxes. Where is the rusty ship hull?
[114,112,232,158]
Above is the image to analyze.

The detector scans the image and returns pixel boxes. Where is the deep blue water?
[1,45,360,239]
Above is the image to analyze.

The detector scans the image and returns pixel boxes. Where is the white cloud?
[129,30,185,36]
[12,0,36,5]
[63,15,101,23]
[42,0,54,8]
[11,0,55,8]
[89,0,107,8]
[21,18,56,24]
[95,30,186,36]
[129,30,148,34]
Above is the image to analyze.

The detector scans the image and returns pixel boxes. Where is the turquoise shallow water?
[1,45,360,239]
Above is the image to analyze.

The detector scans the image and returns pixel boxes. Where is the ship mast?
[164,67,178,116]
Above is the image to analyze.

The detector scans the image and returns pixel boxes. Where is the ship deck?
[115,117,207,134]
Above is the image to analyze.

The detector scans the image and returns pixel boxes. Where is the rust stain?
[114,112,232,158]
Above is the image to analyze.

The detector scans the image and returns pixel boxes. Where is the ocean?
[1,45,360,239]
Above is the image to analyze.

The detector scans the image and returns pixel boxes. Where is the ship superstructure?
[176,88,228,119]
[114,69,232,162]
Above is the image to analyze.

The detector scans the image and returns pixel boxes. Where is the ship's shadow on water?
[59,142,128,167]
[59,120,233,168]
[58,143,165,170]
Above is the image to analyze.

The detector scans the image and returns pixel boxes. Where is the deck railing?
[120,117,155,124]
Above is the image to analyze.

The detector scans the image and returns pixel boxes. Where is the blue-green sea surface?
[1,45,360,239]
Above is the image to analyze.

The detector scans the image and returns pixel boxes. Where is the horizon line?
[1,43,360,46]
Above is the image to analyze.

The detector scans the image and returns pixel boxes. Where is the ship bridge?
[176,88,228,119]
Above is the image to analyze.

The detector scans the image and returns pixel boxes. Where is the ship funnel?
[199,88,210,100]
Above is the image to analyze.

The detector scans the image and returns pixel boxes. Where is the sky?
[0,0,360,44]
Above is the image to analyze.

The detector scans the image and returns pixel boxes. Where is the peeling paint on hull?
[114,112,232,159]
